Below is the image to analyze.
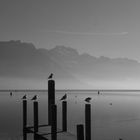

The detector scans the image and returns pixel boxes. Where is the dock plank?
[27,126,77,140]
[45,132,76,140]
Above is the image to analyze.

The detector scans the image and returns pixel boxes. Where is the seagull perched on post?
[48,73,53,79]
[31,95,37,101]
[22,95,26,100]
[85,97,92,103]
[60,94,67,101]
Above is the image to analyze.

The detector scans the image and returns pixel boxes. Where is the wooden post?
[85,104,91,140]
[23,132,27,140]
[23,100,27,130]
[62,101,67,131]
[48,80,55,125]
[23,100,27,140]
[34,101,39,132]
[33,101,38,140]
[51,104,57,140]
[77,124,84,140]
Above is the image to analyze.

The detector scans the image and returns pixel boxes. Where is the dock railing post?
[51,104,57,140]
[48,79,55,125]
[23,100,27,140]
[85,104,91,140]
[33,101,39,140]
[62,101,67,132]
[77,124,84,140]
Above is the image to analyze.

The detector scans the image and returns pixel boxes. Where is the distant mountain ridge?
[0,40,140,89]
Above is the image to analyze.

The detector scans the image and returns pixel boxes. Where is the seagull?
[31,95,37,100]
[48,73,53,79]
[60,94,67,101]
[85,97,92,103]
[22,95,26,100]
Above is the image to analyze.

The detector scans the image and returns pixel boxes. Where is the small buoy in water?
[10,92,12,96]
[109,103,112,105]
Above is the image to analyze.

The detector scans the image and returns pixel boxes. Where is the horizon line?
[42,30,128,36]
[1,89,140,92]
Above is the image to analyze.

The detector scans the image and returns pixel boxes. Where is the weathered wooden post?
[48,79,55,125]
[34,101,39,132]
[23,100,27,140]
[77,124,84,140]
[85,104,91,140]
[51,104,57,140]
[33,101,38,140]
[62,101,67,131]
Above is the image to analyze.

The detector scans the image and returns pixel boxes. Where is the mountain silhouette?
[0,40,140,89]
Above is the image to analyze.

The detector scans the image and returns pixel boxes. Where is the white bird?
[31,95,37,100]
[60,94,67,101]
[48,73,53,79]
[85,97,92,103]
[22,95,26,100]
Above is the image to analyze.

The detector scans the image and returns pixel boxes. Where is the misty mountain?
[0,40,140,88]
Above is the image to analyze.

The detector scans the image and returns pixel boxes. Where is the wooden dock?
[25,125,77,140]
[22,79,90,140]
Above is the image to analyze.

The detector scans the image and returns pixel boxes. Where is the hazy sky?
[1,0,140,61]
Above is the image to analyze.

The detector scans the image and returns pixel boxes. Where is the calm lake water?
[1,90,140,140]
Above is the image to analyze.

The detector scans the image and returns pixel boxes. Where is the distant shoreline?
[1,89,140,92]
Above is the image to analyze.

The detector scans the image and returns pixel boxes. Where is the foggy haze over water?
[1,41,140,89]
[1,1,140,140]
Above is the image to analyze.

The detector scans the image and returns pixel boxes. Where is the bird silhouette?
[60,94,67,101]
[22,95,26,100]
[31,95,37,100]
[48,73,53,79]
[85,97,92,103]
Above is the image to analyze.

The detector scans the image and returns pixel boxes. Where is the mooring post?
[23,100,27,130]
[23,100,27,140]
[77,124,84,140]
[34,101,39,132]
[85,104,91,140]
[62,101,67,131]
[33,101,39,140]
[51,104,57,140]
[48,79,55,125]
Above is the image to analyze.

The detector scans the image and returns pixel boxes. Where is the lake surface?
[1,90,140,140]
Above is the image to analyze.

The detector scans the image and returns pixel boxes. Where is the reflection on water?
[0,91,140,140]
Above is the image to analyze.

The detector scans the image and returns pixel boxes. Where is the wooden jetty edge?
[22,78,91,140]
